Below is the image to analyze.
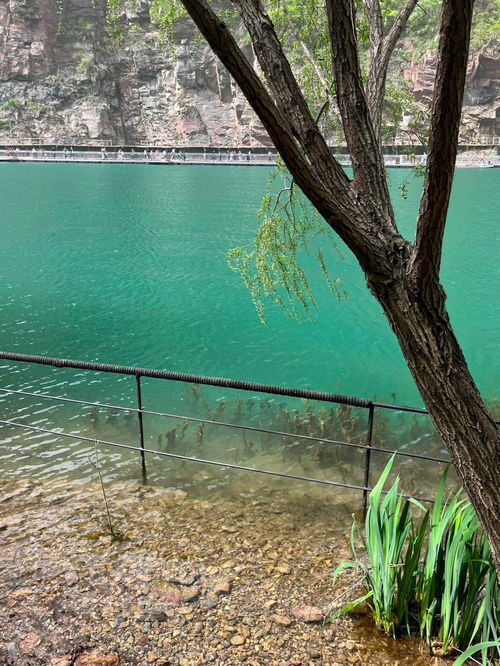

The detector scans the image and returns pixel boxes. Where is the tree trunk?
[367,269,500,569]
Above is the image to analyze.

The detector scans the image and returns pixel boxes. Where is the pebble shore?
[0,477,453,665]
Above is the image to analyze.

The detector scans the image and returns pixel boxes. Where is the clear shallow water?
[0,163,497,494]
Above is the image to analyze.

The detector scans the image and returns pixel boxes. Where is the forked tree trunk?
[368,270,500,568]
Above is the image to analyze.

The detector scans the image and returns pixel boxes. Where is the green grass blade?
[327,591,374,621]
[451,641,500,666]
[332,561,357,584]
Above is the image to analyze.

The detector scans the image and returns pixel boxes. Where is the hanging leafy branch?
[227,160,346,323]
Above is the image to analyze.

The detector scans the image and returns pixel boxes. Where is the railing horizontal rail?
[0,417,434,504]
[3,351,497,420]
[0,351,420,413]
[371,401,427,414]
[0,387,450,464]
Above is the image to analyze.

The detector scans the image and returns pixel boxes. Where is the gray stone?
[137,602,167,622]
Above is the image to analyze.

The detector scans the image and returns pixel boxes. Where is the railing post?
[135,375,147,484]
[362,404,375,514]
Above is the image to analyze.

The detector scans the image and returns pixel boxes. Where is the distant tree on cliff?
[176,0,499,568]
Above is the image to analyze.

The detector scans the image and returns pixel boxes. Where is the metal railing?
[1,148,498,168]
[0,148,281,166]
[0,351,474,509]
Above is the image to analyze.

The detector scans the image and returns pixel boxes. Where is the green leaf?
[332,560,357,584]
[327,591,374,621]
[451,641,500,666]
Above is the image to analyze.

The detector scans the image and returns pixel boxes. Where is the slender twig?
[88,442,120,540]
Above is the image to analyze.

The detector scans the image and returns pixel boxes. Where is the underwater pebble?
[0,477,452,666]
[292,605,323,623]
[213,579,232,595]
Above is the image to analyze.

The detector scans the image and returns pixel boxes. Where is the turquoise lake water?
[0,163,497,495]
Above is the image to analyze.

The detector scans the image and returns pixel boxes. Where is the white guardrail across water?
[0,147,498,167]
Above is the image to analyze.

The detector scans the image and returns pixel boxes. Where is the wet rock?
[6,642,19,655]
[138,602,167,622]
[74,653,119,666]
[201,596,217,609]
[181,586,200,603]
[19,632,41,651]
[230,634,246,646]
[220,560,236,569]
[263,599,278,610]
[167,572,199,586]
[213,580,232,595]
[308,651,322,660]
[291,605,323,623]
[271,614,293,627]
[155,583,183,605]
[64,570,79,585]
[47,658,72,666]
[221,525,238,533]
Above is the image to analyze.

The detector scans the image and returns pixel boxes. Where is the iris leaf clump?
[331,456,499,665]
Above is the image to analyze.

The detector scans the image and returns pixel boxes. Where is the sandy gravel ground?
[0,477,453,666]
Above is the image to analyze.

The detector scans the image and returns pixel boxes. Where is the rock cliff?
[0,0,498,146]
[0,0,268,145]
[403,46,499,144]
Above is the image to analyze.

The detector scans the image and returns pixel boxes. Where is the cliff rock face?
[403,47,499,143]
[0,0,268,145]
[0,0,498,146]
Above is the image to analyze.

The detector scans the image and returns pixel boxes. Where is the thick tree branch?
[365,0,419,140]
[363,0,383,46]
[364,0,385,139]
[178,0,308,172]
[325,0,393,224]
[233,0,348,195]
[384,0,420,61]
[410,0,474,297]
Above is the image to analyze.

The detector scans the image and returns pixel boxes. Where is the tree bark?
[411,0,474,301]
[367,270,500,568]
[365,0,420,140]
[326,0,390,206]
